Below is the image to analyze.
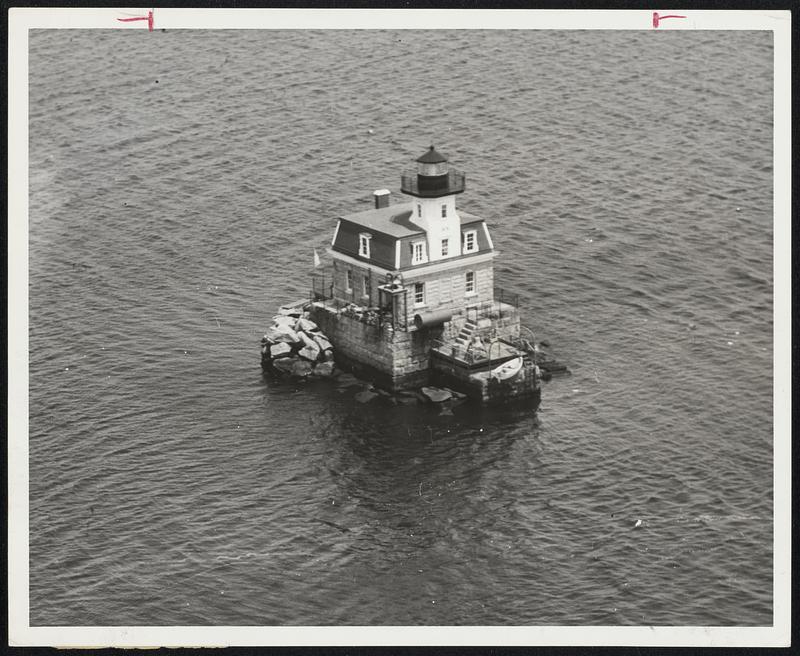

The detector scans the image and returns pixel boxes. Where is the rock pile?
[261,305,336,379]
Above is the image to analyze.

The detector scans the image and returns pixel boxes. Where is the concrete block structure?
[308,146,540,403]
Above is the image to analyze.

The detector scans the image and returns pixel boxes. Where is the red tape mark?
[652,12,686,28]
[117,9,154,32]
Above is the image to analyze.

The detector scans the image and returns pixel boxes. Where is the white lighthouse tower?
[400,145,466,262]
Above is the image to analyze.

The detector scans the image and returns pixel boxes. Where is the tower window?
[345,269,353,292]
[463,230,477,253]
[441,238,449,257]
[417,204,422,218]
[359,233,372,258]
[465,271,476,295]
[411,240,427,264]
[441,204,447,218]
[414,282,425,306]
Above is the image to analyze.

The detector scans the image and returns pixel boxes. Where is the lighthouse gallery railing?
[400,169,466,197]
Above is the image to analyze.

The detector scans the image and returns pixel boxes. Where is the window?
[441,204,447,218]
[414,282,425,305]
[359,233,371,258]
[465,271,476,295]
[441,238,449,257]
[463,230,477,253]
[362,275,369,297]
[345,269,353,292]
[417,204,422,218]
[411,240,427,264]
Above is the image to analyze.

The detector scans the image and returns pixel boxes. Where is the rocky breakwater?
[260,305,337,380]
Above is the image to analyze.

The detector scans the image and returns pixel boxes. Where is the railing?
[400,169,466,197]
[309,288,401,332]
[310,269,334,301]
[312,296,388,328]
[497,334,536,355]
[465,299,496,325]
[310,270,412,332]
[463,287,520,324]
[494,286,519,309]
[431,335,531,368]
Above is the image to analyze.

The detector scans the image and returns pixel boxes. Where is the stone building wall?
[331,259,381,307]
[329,257,498,339]
[309,302,442,390]
[402,259,494,327]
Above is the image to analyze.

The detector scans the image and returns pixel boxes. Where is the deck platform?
[431,338,523,370]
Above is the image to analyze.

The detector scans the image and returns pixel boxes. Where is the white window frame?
[359,232,372,258]
[345,269,353,293]
[413,282,425,306]
[441,238,449,257]
[411,240,427,265]
[463,230,478,253]
[465,270,476,295]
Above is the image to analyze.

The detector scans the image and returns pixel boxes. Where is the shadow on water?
[262,371,541,516]
[261,368,540,479]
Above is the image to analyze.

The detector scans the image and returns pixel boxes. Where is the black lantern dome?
[400,145,466,198]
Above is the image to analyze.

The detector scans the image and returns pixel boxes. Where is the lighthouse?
[326,146,495,328]
[400,145,467,262]
[306,146,539,402]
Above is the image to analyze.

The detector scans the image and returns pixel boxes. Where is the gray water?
[28,29,773,626]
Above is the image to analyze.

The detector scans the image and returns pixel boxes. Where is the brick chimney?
[373,189,390,209]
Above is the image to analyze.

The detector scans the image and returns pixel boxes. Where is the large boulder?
[298,343,321,362]
[298,331,318,349]
[272,315,297,328]
[296,317,319,333]
[261,304,337,379]
[314,335,333,351]
[420,386,453,403]
[272,357,296,374]
[313,361,335,378]
[269,342,292,359]
[266,325,300,344]
[354,389,379,403]
[291,359,313,377]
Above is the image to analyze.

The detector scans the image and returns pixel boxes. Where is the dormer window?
[463,230,477,253]
[411,240,427,264]
[359,233,372,258]
[441,204,447,218]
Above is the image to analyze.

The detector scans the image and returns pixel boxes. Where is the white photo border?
[8,7,791,648]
